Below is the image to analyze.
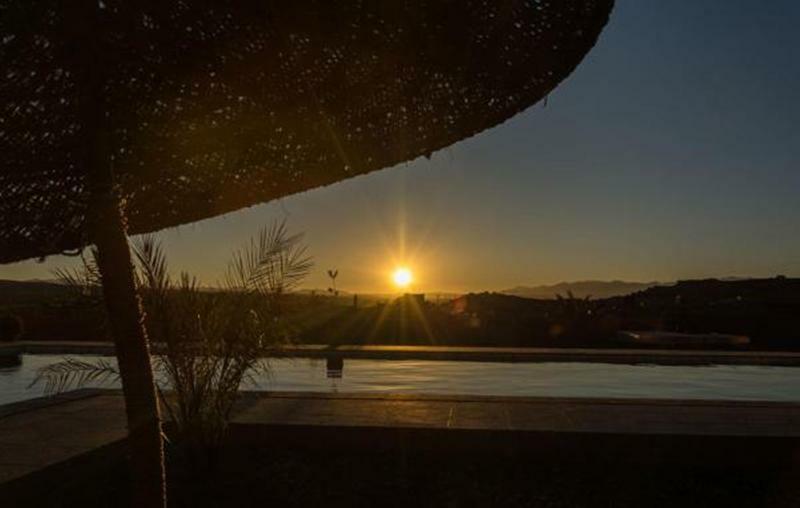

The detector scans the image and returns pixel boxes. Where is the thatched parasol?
[0,1,613,505]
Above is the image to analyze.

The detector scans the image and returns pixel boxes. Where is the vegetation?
[327,268,339,296]
[33,221,312,468]
[8,276,800,350]
[296,277,800,349]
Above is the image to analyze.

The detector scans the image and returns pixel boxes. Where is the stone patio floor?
[3,389,800,485]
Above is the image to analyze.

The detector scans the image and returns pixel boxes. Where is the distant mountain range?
[502,280,665,299]
[1,277,764,304]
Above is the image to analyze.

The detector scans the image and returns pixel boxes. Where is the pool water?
[2,354,800,406]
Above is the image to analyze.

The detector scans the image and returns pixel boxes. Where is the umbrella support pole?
[75,2,166,502]
[90,187,166,508]
[81,109,165,508]
[70,1,165,504]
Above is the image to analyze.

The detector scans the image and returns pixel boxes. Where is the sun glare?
[392,267,413,288]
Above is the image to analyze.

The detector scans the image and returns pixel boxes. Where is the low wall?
[4,341,800,366]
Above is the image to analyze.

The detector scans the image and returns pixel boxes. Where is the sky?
[2,0,799,293]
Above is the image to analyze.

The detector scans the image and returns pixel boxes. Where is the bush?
[33,220,312,471]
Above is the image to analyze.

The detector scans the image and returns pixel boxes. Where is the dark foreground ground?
[175,450,800,508]
[3,391,800,507]
[6,445,800,508]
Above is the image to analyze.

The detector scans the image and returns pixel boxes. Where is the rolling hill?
[502,280,663,299]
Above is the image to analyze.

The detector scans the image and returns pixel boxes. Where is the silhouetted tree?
[327,269,339,297]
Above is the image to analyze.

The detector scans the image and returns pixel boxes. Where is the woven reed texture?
[0,0,613,263]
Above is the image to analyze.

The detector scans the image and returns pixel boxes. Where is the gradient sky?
[2,0,799,293]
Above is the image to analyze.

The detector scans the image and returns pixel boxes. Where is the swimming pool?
[2,354,800,406]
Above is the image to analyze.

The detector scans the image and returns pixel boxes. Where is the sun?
[392,267,413,289]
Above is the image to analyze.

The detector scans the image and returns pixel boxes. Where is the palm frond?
[52,249,103,303]
[30,357,119,396]
[132,235,171,293]
[225,220,313,293]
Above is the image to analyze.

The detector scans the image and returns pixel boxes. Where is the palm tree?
[38,222,312,469]
[327,269,339,297]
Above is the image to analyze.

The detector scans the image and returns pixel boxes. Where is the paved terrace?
[4,340,800,366]
[2,390,800,487]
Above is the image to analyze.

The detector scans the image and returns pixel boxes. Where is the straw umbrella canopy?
[0,1,613,505]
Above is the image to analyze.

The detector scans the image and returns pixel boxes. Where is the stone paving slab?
[0,391,127,483]
[234,392,800,437]
[4,341,800,365]
[3,390,800,485]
